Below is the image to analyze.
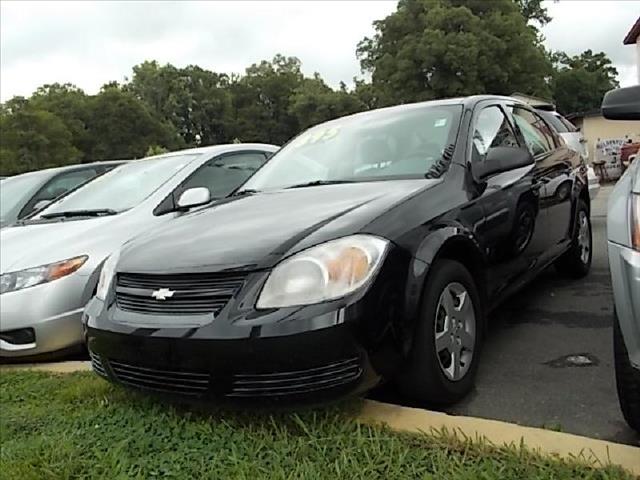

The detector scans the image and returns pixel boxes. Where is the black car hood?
[120,179,437,273]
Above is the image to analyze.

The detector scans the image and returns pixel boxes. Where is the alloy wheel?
[434,282,476,382]
[577,210,591,264]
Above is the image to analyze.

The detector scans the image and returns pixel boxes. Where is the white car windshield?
[241,104,462,192]
[40,154,198,216]
[0,170,49,219]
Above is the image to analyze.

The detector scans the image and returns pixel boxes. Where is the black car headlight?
[256,234,389,308]
[0,255,88,295]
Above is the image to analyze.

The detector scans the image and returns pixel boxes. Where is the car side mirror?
[176,187,211,211]
[473,147,533,180]
[601,85,640,120]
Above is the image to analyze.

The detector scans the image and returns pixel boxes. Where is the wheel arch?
[402,229,489,357]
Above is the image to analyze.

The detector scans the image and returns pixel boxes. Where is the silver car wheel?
[434,282,476,382]
[577,210,591,264]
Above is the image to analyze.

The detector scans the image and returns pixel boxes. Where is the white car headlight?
[0,255,88,295]
[96,250,120,300]
[631,193,639,252]
[257,235,389,309]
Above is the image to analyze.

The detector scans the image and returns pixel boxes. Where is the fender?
[399,225,488,357]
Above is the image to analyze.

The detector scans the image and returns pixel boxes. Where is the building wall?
[578,115,640,163]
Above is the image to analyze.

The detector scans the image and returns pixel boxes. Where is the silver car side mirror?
[177,187,211,210]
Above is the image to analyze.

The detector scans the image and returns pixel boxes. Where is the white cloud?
[1,0,638,102]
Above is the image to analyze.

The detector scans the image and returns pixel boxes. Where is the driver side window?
[472,106,519,163]
[180,152,268,199]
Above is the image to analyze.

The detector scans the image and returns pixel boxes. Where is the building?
[624,16,640,84]
[568,110,639,166]
[564,17,640,174]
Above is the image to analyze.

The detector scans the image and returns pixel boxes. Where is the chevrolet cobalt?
[86,96,590,405]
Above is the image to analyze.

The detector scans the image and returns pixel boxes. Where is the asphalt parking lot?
[375,184,640,446]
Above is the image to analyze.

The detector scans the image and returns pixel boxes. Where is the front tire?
[555,199,592,278]
[397,260,483,406]
[614,310,640,432]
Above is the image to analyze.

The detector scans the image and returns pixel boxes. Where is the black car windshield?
[0,170,49,219]
[242,104,463,191]
[40,154,198,216]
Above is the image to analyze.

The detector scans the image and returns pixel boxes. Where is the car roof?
[149,143,278,159]
[314,95,527,127]
[14,160,129,179]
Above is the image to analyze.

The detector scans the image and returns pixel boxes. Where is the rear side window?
[510,107,556,156]
[471,106,519,163]
[537,110,569,133]
[558,116,577,132]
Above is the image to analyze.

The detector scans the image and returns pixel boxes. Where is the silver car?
[0,161,125,228]
[0,144,277,358]
[603,85,640,433]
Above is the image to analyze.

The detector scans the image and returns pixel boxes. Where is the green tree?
[357,0,552,105]
[551,50,619,114]
[84,86,182,160]
[128,61,233,146]
[229,54,304,144]
[29,83,91,160]
[0,107,81,175]
[513,0,551,25]
[289,75,366,130]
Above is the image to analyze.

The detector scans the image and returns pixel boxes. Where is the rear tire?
[396,259,483,406]
[614,310,640,432]
[555,199,591,278]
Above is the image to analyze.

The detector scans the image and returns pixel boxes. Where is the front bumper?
[0,274,87,357]
[85,247,415,405]
[608,241,640,370]
[87,319,377,406]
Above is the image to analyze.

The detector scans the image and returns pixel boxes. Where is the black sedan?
[85,95,591,406]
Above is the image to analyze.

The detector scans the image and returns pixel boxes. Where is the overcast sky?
[0,0,638,102]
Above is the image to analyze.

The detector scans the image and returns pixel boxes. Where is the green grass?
[0,371,633,479]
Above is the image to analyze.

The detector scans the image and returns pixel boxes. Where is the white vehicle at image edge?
[0,143,277,358]
[603,85,640,433]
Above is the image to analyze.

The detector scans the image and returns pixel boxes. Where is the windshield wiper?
[40,209,118,219]
[285,180,355,189]
[231,188,261,197]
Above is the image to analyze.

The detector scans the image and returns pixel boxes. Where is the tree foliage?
[0,0,621,176]
[551,50,620,115]
[0,107,81,175]
[513,0,551,26]
[357,0,553,105]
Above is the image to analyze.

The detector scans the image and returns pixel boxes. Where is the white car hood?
[1,215,130,273]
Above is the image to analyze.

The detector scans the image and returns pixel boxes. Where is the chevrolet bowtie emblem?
[151,288,175,301]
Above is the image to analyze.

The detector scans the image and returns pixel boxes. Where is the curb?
[4,362,639,474]
[359,400,640,476]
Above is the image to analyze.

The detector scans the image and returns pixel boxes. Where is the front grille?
[109,359,210,395]
[228,357,362,397]
[115,272,247,316]
[89,351,107,378]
